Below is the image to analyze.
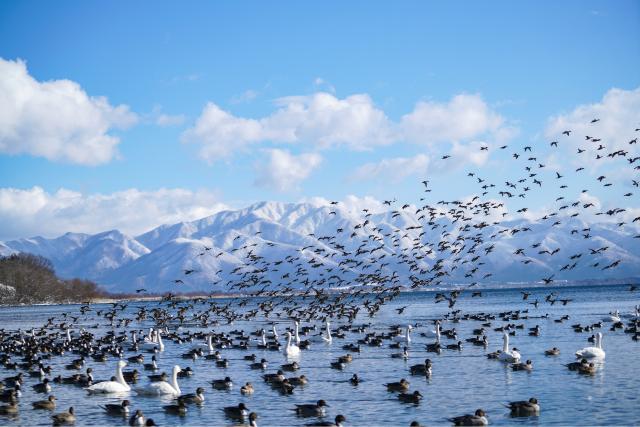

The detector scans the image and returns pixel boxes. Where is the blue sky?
[0,1,639,239]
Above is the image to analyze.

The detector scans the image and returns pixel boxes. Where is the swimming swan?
[498,333,521,363]
[135,365,182,396]
[576,332,605,359]
[394,325,412,343]
[86,361,130,394]
[284,331,301,357]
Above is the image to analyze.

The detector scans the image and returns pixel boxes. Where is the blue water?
[0,284,638,426]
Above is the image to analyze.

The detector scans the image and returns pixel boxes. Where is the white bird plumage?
[576,332,606,359]
[86,360,130,394]
[394,325,413,343]
[284,331,300,357]
[498,333,521,363]
[135,365,182,396]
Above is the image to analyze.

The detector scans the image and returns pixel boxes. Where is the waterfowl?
[223,402,250,420]
[545,347,560,356]
[498,333,521,363]
[128,409,145,426]
[135,365,181,396]
[507,398,540,416]
[33,377,52,393]
[87,360,130,394]
[410,359,432,376]
[0,402,18,415]
[211,376,233,390]
[295,399,329,417]
[177,366,194,378]
[576,332,606,359]
[305,414,346,427]
[386,378,410,392]
[100,400,130,416]
[281,361,300,371]
[394,325,413,343]
[331,360,346,370]
[288,375,308,386]
[177,386,205,405]
[512,359,533,371]
[391,346,409,359]
[215,358,229,368]
[284,331,301,357]
[250,358,268,370]
[148,372,167,382]
[349,374,360,385]
[398,390,423,403]
[52,407,76,426]
[566,358,589,371]
[448,409,488,426]
[578,362,597,375]
[446,341,463,351]
[240,382,254,395]
[143,355,158,371]
[163,401,187,416]
[32,395,56,410]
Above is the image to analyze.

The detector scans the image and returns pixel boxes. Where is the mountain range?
[1,201,639,294]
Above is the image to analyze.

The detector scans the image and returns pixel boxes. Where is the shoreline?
[1,278,637,308]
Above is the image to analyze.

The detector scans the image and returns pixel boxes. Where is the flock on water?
[0,119,639,425]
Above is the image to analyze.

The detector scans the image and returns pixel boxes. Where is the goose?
[410,359,432,376]
[284,331,301,357]
[398,390,423,404]
[507,398,540,417]
[294,399,329,417]
[178,387,205,404]
[100,400,130,416]
[306,414,346,427]
[394,325,413,343]
[52,407,75,426]
[576,332,605,359]
[32,395,56,410]
[87,361,130,394]
[448,409,488,426]
[135,365,181,396]
[498,333,521,363]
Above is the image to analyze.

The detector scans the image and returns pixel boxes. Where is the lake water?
[0,284,638,426]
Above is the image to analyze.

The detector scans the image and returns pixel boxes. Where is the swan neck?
[115,364,127,386]
[172,369,181,393]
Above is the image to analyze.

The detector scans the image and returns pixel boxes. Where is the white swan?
[199,334,214,352]
[394,325,412,343]
[294,321,301,345]
[576,332,606,359]
[271,324,279,340]
[310,321,332,344]
[87,361,130,394]
[284,331,300,357]
[423,321,441,338]
[135,365,182,396]
[498,333,521,363]
[141,330,165,352]
[603,310,621,323]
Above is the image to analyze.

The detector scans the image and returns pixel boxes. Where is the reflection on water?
[0,284,638,426]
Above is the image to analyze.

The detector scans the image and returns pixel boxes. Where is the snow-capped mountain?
[1,201,639,293]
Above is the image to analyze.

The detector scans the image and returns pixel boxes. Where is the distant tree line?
[0,253,109,305]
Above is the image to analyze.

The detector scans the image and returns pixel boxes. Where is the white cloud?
[350,154,430,183]
[255,149,322,192]
[401,93,509,146]
[183,92,513,166]
[0,58,137,165]
[156,113,186,127]
[182,92,396,162]
[230,89,259,104]
[0,187,227,240]
[545,87,640,171]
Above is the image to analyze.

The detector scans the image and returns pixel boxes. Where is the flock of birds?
[0,119,639,426]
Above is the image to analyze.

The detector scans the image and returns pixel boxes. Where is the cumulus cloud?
[183,92,513,172]
[254,149,322,192]
[350,154,430,183]
[0,58,137,165]
[182,92,396,162]
[0,187,227,240]
[545,87,640,171]
[401,94,510,146]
